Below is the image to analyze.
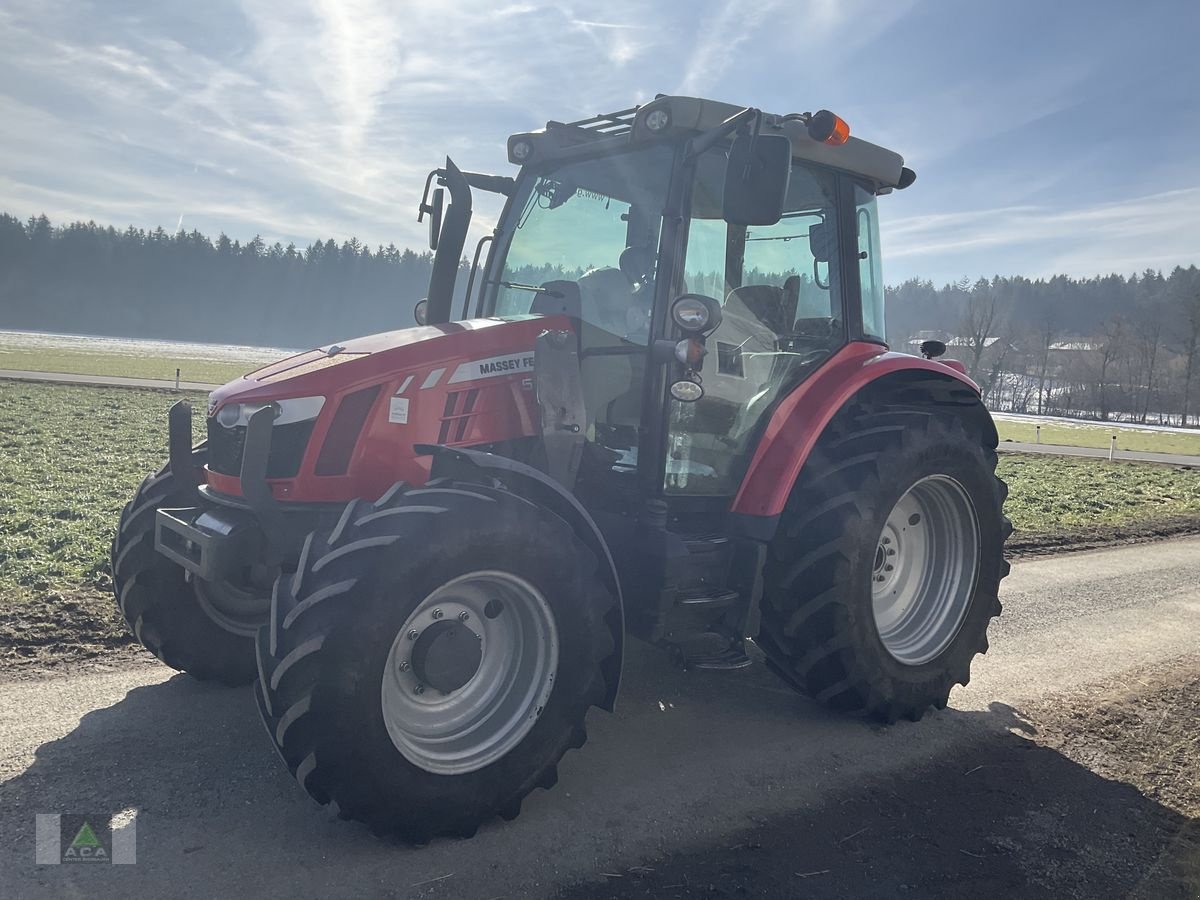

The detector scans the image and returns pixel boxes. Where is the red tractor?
[112,96,1009,842]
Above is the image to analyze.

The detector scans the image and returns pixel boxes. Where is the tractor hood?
[207,316,554,413]
[202,314,564,504]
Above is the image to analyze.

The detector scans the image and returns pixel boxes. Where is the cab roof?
[507,94,910,192]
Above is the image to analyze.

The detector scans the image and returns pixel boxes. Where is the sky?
[1,0,1197,285]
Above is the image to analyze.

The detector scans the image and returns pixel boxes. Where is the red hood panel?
[204,316,561,503]
[209,317,545,409]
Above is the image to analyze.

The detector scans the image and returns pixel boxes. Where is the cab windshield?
[486,145,675,345]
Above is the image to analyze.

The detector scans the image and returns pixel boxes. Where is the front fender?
[416,443,625,710]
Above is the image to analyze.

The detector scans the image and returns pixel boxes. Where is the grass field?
[995,419,1200,457]
[0,381,1198,665]
[0,347,255,385]
[0,331,287,386]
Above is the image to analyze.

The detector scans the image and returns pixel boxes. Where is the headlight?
[214,396,325,428]
[671,294,722,333]
[511,139,533,161]
[644,109,671,132]
[670,380,704,402]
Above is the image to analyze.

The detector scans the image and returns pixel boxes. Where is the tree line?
[0,214,451,347]
[887,268,1200,426]
[2,213,1198,426]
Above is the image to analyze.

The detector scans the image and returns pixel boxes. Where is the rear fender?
[416,444,625,710]
[731,342,987,521]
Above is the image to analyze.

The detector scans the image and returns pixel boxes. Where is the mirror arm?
[686,107,760,160]
[462,172,516,197]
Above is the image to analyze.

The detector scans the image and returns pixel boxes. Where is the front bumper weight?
[155,506,263,582]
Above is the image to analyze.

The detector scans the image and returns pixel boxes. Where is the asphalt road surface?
[1,537,1198,898]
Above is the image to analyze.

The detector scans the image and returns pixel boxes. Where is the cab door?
[663,160,852,496]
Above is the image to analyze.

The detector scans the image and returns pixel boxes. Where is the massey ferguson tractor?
[111,95,1010,842]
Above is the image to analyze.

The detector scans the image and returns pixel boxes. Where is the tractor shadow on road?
[0,648,1196,900]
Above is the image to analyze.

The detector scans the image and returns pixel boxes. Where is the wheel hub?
[193,577,270,636]
[409,620,483,694]
[870,475,980,666]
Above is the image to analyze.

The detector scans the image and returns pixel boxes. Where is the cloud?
[884,187,1200,278]
[677,0,783,95]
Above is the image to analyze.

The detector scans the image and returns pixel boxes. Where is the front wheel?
[110,447,260,685]
[254,479,620,842]
[756,406,1010,721]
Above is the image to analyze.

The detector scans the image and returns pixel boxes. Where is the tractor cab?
[423,97,908,514]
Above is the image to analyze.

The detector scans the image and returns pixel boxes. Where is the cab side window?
[855,185,886,342]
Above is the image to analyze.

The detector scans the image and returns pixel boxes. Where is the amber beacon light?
[807,109,851,145]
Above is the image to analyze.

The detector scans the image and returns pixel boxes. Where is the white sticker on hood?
[447,352,536,384]
[388,396,409,424]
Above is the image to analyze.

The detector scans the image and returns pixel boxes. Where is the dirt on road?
[1007,514,1200,558]
[556,659,1200,900]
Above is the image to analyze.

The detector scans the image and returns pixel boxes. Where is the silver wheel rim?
[193,578,269,637]
[381,570,559,775]
[871,475,980,666]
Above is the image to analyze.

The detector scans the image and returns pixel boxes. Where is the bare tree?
[958,278,1008,395]
[1168,267,1200,426]
[1031,308,1061,416]
[1090,317,1128,421]
[1132,271,1167,423]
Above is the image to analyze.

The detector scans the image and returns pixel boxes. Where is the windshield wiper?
[490,281,564,297]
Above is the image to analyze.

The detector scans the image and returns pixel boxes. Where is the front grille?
[206,418,316,479]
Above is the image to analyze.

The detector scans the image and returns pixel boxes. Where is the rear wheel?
[254,479,619,842]
[756,405,1010,721]
[111,448,259,685]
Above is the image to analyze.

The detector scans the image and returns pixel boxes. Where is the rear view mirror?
[808,221,832,263]
[427,188,444,251]
[419,187,444,252]
[723,133,791,226]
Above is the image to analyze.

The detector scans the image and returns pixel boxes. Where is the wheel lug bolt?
[887,548,896,556]
[882,537,891,545]
[459,611,470,622]
[414,684,425,695]
[398,660,410,672]
[432,608,443,619]
[408,629,419,640]
[875,575,886,582]
[885,564,894,572]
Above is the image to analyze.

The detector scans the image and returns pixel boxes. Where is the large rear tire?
[756,405,1010,722]
[110,448,258,685]
[254,479,620,842]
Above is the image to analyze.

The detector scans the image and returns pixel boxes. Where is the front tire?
[756,405,1010,721]
[254,479,619,842]
[111,447,259,685]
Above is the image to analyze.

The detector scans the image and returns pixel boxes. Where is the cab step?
[676,588,740,609]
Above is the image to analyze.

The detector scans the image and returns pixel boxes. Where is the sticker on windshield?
[447,353,535,384]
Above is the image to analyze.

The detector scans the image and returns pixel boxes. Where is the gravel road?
[1,538,1198,899]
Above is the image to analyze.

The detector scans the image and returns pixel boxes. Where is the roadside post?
[175,368,180,391]
[1035,425,1041,444]
[1109,435,1116,461]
